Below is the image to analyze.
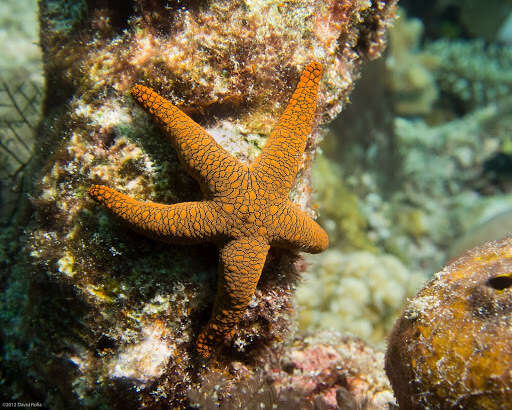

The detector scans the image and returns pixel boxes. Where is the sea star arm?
[196,236,270,357]
[131,85,245,196]
[88,185,225,242]
[269,201,328,253]
[250,62,322,196]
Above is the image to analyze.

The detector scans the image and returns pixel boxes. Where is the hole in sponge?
[487,274,512,291]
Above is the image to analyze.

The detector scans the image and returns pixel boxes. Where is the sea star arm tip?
[88,184,225,242]
[270,201,328,253]
[250,62,323,194]
[196,236,270,357]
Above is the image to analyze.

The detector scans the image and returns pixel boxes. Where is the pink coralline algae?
[188,332,394,409]
[271,333,394,409]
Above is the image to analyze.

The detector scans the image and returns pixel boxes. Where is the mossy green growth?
[502,137,512,156]
[44,0,88,34]
[397,207,427,239]
[312,155,376,252]
[0,227,19,266]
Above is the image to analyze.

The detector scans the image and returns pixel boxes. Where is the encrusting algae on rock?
[386,236,512,409]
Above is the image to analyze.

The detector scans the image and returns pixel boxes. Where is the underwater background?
[1,0,511,408]
[299,0,512,348]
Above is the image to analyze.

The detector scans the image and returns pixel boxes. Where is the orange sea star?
[88,61,329,358]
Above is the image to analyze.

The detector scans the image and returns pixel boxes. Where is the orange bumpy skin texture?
[386,237,512,409]
[89,62,328,358]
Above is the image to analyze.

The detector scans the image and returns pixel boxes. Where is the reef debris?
[188,332,394,410]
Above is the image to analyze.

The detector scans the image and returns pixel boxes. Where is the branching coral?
[385,9,439,116]
[425,39,512,112]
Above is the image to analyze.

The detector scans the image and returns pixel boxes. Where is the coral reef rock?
[386,236,512,409]
[271,332,394,410]
[0,0,399,408]
[188,332,395,410]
